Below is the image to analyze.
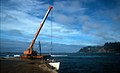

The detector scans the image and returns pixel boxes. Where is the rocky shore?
[0,58,57,73]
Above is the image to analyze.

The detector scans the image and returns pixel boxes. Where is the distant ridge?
[77,42,120,53]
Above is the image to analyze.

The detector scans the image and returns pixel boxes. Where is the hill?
[77,42,120,53]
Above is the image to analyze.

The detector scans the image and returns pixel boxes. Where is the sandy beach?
[0,58,57,73]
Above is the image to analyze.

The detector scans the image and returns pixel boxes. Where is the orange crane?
[21,6,53,59]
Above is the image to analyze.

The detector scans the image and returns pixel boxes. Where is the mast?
[38,41,41,56]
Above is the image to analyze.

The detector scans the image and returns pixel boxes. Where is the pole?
[38,41,41,56]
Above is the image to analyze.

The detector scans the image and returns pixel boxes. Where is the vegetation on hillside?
[78,42,120,53]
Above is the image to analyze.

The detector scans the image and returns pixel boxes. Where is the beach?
[0,58,57,73]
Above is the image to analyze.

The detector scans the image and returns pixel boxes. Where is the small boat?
[49,61,60,70]
[47,59,60,70]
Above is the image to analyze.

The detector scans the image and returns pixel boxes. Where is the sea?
[0,53,120,73]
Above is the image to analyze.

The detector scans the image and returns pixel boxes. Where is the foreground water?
[53,53,120,73]
[0,53,120,73]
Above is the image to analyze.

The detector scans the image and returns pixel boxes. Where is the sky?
[0,0,120,53]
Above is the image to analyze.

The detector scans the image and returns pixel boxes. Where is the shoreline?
[0,58,57,73]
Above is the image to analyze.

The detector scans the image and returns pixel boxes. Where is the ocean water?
[0,53,120,73]
[52,53,120,73]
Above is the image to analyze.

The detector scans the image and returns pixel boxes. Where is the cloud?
[52,0,87,26]
[9,29,22,35]
[1,0,120,50]
[1,10,40,33]
[1,6,83,45]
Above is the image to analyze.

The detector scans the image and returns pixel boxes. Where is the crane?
[21,6,53,59]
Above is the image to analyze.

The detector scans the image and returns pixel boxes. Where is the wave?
[51,55,68,57]
[0,54,20,58]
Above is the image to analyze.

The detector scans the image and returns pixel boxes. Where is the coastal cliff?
[78,42,120,53]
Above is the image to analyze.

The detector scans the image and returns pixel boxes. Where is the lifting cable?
[50,9,53,54]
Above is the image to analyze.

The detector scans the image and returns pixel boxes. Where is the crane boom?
[24,6,53,55]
